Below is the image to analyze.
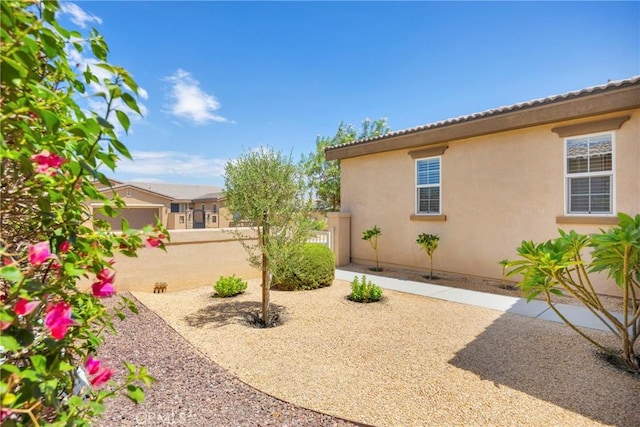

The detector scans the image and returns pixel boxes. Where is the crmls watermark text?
[133,410,190,426]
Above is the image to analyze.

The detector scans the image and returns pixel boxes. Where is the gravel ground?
[96,293,359,427]
[98,278,639,426]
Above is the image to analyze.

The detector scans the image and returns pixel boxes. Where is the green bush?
[507,212,640,373]
[214,275,248,297]
[273,243,335,291]
[348,275,383,303]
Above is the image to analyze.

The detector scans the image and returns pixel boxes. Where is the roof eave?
[325,84,640,161]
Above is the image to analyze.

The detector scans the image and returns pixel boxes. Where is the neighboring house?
[92,180,235,230]
[325,76,640,296]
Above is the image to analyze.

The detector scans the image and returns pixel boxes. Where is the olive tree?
[224,148,313,326]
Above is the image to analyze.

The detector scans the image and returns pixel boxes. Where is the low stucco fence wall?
[108,229,260,293]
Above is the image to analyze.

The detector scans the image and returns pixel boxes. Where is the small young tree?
[416,233,439,279]
[362,225,382,271]
[224,148,313,326]
[498,259,510,289]
[507,213,640,373]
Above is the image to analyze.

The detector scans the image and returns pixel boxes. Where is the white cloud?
[164,69,230,125]
[116,151,227,178]
[59,3,103,28]
[67,43,148,134]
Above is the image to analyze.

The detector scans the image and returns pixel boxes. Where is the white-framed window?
[564,132,614,215]
[416,157,441,215]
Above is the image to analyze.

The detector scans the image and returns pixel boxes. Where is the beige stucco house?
[93,181,234,230]
[326,76,640,296]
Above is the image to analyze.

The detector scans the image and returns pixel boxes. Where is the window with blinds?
[416,157,441,214]
[565,132,614,214]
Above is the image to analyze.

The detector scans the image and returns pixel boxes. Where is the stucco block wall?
[342,110,639,296]
[84,229,260,293]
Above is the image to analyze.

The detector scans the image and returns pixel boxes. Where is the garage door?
[94,208,159,231]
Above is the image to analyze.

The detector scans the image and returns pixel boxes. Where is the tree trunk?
[429,254,434,280]
[261,215,270,325]
[262,251,270,325]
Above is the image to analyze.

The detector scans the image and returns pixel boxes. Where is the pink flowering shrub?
[28,241,54,266]
[44,301,75,340]
[1,1,168,424]
[85,356,114,388]
[30,150,65,176]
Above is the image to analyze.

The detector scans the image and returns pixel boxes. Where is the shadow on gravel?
[449,313,640,426]
[184,301,286,328]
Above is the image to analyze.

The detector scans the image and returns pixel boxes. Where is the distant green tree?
[224,148,313,326]
[302,118,389,211]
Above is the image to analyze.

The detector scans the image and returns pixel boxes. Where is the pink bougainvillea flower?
[28,241,53,266]
[58,240,70,253]
[49,260,63,279]
[145,237,161,248]
[31,150,65,175]
[90,367,113,387]
[0,408,12,422]
[92,268,116,298]
[84,356,113,387]
[85,355,101,375]
[45,301,74,340]
[0,320,11,330]
[96,268,113,282]
[92,281,115,298]
[15,298,40,316]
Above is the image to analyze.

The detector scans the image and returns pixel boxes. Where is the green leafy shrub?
[507,213,640,373]
[214,275,248,297]
[348,275,383,303]
[273,243,335,291]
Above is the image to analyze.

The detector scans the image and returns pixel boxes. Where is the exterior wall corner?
[327,212,351,267]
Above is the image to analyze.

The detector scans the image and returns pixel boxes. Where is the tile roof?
[326,76,640,152]
[118,182,222,201]
[193,192,224,201]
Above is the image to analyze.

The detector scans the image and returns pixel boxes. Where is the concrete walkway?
[336,269,624,333]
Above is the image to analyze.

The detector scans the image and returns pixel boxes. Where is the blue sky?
[58,1,639,187]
